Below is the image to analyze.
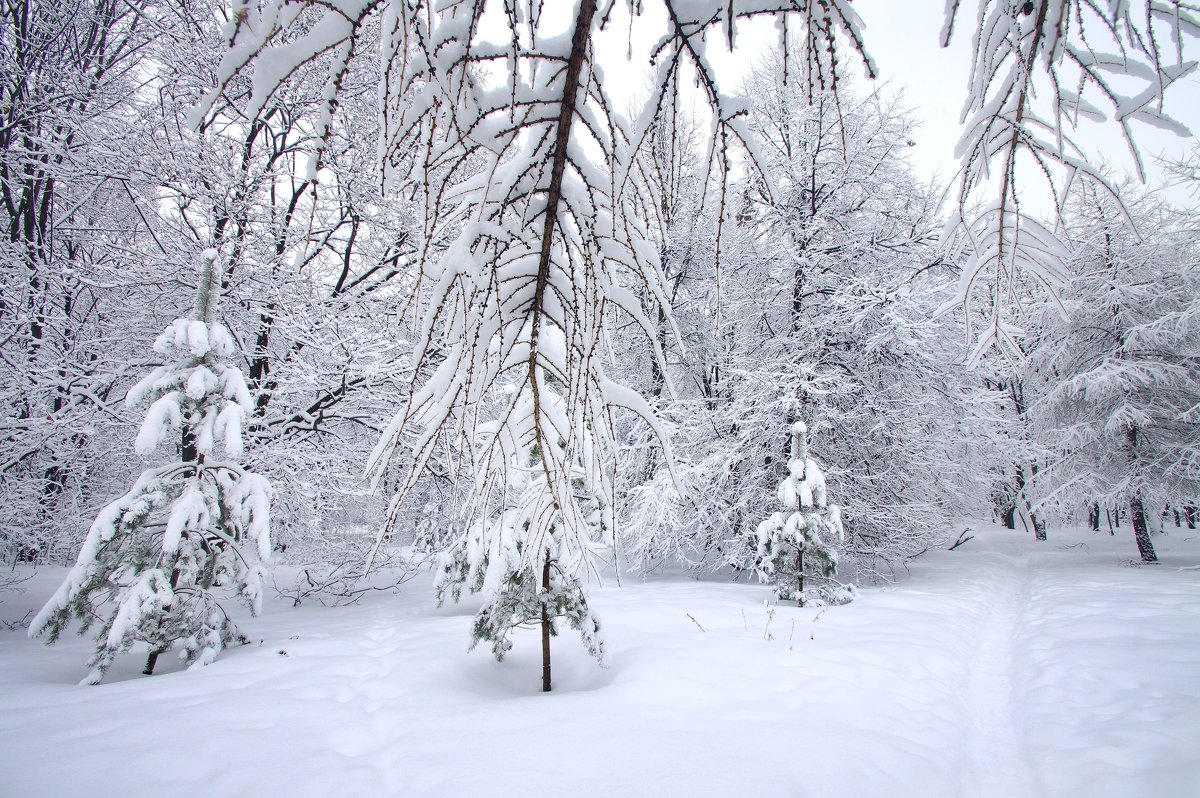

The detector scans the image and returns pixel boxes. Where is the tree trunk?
[147,424,198,676]
[143,565,182,675]
[1089,502,1100,532]
[1124,426,1156,562]
[1185,506,1196,530]
[795,548,805,604]
[142,649,162,677]
[1033,517,1047,542]
[182,427,197,464]
[540,553,552,693]
[1130,492,1158,563]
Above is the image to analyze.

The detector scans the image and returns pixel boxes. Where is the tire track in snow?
[963,554,1042,798]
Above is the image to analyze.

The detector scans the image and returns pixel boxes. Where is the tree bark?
[1125,426,1157,562]
[1130,492,1158,563]
[795,548,804,604]
[540,553,552,693]
[1033,516,1047,542]
[142,649,162,676]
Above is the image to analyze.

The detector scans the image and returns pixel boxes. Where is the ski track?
[963,551,1042,798]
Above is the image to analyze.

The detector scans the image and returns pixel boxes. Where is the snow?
[3,524,1199,797]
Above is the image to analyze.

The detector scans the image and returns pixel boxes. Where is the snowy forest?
[2,0,1199,795]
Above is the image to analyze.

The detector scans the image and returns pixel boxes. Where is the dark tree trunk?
[795,548,805,604]
[1089,502,1100,532]
[1002,504,1016,530]
[1130,492,1158,563]
[146,428,200,676]
[1124,427,1156,562]
[540,553,552,693]
[182,427,197,464]
[1185,506,1197,530]
[1033,517,1047,541]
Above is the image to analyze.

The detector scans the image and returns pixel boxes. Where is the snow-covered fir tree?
[29,251,271,684]
[755,422,853,607]
[434,372,608,693]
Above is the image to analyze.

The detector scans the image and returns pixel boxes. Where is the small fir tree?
[434,378,607,692]
[755,422,854,607]
[30,251,271,684]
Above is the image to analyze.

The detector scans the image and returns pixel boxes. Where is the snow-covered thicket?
[1020,182,1200,560]
[30,253,271,684]
[0,0,418,568]
[2,0,1196,688]
[617,65,1004,578]
[0,0,155,561]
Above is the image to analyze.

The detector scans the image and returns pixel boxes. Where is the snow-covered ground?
[2,524,1198,798]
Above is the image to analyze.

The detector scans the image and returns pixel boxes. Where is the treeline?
[2,0,1196,583]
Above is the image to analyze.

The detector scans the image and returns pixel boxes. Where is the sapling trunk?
[142,564,180,676]
[541,553,552,693]
[795,549,804,604]
[145,429,201,676]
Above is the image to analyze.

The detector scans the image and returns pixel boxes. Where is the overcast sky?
[852,0,1200,209]
[497,2,1198,213]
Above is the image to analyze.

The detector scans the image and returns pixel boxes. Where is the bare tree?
[0,0,154,559]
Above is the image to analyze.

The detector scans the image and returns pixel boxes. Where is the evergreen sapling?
[434,375,607,692]
[29,251,271,684]
[755,422,854,607]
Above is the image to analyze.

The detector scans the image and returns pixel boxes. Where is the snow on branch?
[197,1,882,588]
[940,0,1195,362]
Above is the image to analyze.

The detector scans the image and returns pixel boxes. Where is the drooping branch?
[527,0,599,484]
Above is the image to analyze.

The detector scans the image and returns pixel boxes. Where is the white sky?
[489,2,1198,212]
[851,0,1200,210]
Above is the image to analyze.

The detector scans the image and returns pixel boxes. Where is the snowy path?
[1,525,1198,798]
[961,551,1041,798]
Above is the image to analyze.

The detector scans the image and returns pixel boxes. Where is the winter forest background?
[2,0,1200,702]
[3,2,1200,794]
